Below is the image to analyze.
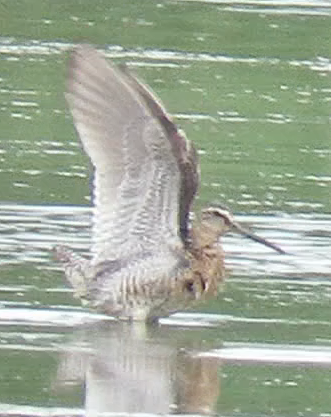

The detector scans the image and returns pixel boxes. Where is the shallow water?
[1,0,331,416]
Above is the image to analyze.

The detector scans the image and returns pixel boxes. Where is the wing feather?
[66,45,183,262]
[118,65,200,244]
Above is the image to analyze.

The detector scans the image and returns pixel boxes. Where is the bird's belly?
[87,252,188,320]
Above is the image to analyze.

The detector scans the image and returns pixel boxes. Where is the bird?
[54,45,285,321]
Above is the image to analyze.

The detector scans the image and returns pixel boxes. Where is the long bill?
[230,220,287,255]
[205,207,287,255]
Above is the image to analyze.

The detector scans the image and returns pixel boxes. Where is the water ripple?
[0,40,330,74]
[0,205,330,279]
[200,342,331,366]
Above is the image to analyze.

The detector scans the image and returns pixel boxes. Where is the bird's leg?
[53,245,92,302]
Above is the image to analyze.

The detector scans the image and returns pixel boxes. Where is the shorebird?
[55,45,285,321]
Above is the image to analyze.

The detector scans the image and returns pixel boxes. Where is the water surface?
[0,0,331,416]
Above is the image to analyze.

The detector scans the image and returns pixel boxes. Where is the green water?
[0,0,331,416]
[1,0,330,211]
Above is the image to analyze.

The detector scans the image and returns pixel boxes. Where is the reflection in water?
[55,322,220,416]
[175,352,219,414]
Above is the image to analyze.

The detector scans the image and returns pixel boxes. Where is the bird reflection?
[55,321,220,416]
[174,351,219,415]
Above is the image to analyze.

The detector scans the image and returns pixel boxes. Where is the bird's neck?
[190,222,221,252]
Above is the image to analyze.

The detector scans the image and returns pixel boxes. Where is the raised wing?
[119,65,200,245]
[66,45,185,262]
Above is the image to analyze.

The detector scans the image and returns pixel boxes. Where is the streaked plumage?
[55,45,285,321]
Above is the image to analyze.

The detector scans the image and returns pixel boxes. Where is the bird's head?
[200,204,286,254]
[200,205,234,237]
